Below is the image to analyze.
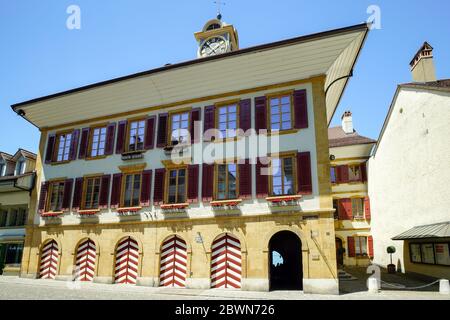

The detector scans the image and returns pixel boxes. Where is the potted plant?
[387,246,396,274]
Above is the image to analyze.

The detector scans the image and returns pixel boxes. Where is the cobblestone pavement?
[0,276,449,300]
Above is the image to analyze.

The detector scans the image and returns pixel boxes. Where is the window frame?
[15,158,26,175]
[348,164,362,182]
[266,91,295,134]
[165,165,189,205]
[87,124,108,159]
[168,109,191,146]
[354,236,369,257]
[269,152,298,197]
[330,166,337,184]
[351,197,365,219]
[81,176,102,210]
[53,130,74,163]
[215,100,240,141]
[120,172,142,208]
[45,180,66,213]
[125,118,147,153]
[214,162,239,201]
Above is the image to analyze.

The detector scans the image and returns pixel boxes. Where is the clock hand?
[206,43,217,54]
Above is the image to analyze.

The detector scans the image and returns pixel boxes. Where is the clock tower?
[194,16,239,58]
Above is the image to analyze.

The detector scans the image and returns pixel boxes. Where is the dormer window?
[0,161,5,177]
[15,159,26,175]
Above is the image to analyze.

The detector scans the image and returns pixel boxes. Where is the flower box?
[117,207,142,216]
[40,212,63,218]
[210,199,242,211]
[266,195,302,207]
[78,209,100,217]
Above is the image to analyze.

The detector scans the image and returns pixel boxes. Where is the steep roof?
[400,79,450,92]
[328,126,376,148]
[0,152,13,161]
[12,149,37,161]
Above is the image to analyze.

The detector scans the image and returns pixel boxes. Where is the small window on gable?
[16,158,26,175]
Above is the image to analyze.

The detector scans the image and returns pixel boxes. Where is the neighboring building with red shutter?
[329,112,376,267]
[0,149,36,275]
[11,18,370,294]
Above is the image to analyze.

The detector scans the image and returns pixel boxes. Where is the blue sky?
[1,0,449,154]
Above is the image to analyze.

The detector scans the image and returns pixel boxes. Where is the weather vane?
[214,0,225,20]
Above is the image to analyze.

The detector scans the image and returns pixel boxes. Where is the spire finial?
[214,0,225,20]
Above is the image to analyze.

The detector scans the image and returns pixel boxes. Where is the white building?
[369,43,450,279]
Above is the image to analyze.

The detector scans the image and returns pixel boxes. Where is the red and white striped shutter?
[159,235,188,288]
[74,239,96,282]
[114,237,139,284]
[210,233,242,289]
[39,240,59,279]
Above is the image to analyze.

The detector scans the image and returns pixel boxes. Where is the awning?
[392,221,450,240]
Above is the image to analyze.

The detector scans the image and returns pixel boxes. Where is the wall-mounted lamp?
[329,154,336,161]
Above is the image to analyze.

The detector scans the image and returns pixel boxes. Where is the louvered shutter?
[254,96,267,132]
[188,164,199,203]
[361,162,367,182]
[62,179,74,211]
[140,170,152,207]
[339,198,352,220]
[239,99,251,134]
[293,89,308,129]
[156,113,168,148]
[72,178,84,210]
[347,237,356,258]
[190,108,201,144]
[339,165,349,183]
[239,160,252,199]
[144,116,156,150]
[99,175,111,209]
[44,134,56,164]
[368,236,374,258]
[153,169,166,205]
[203,105,215,141]
[202,164,214,202]
[256,157,269,198]
[69,130,80,161]
[104,123,116,155]
[115,121,127,154]
[78,128,90,159]
[38,182,49,213]
[110,174,123,208]
[297,152,312,195]
[364,197,371,220]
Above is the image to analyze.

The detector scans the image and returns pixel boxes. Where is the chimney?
[341,111,354,134]
[410,42,437,82]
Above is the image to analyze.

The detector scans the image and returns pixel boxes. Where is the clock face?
[200,36,228,57]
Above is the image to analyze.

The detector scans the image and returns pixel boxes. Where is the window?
[128,120,146,152]
[217,104,237,139]
[47,181,65,212]
[355,236,368,256]
[4,243,23,265]
[0,210,7,227]
[351,198,364,219]
[17,209,27,226]
[269,95,292,132]
[271,157,295,196]
[0,162,4,176]
[410,244,422,263]
[7,210,18,227]
[410,243,450,266]
[55,133,73,162]
[333,199,339,220]
[348,165,361,182]
[421,243,435,264]
[83,177,101,209]
[216,164,237,200]
[167,168,186,204]
[434,243,450,266]
[170,112,190,145]
[122,173,141,208]
[89,127,107,157]
[330,167,337,184]
[16,159,26,175]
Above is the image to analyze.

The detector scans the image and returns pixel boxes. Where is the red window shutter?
[188,165,199,203]
[339,198,352,220]
[72,178,84,210]
[45,134,56,164]
[153,169,166,205]
[256,157,269,198]
[361,162,367,182]
[297,152,313,195]
[115,121,127,154]
[254,96,267,132]
[156,113,168,148]
[239,160,252,199]
[293,89,308,129]
[69,130,80,161]
[62,179,74,211]
[368,236,374,258]
[99,175,111,209]
[190,108,201,144]
[144,116,156,150]
[203,105,215,141]
[110,173,123,208]
[78,128,90,159]
[202,164,214,202]
[347,237,356,257]
[104,123,116,155]
[364,196,371,220]
[239,99,251,133]
[338,165,349,183]
[38,182,49,213]
[140,170,152,207]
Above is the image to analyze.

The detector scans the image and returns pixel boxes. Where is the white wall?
[369,87,450,270]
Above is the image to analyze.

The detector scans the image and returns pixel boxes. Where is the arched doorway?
[335,238,344,267]
[269,231,302,291]
[39,239,59,279]
[114,236,139,285]
[159,235,188,288]
[210,233,242,289]
[74,238,97,282]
